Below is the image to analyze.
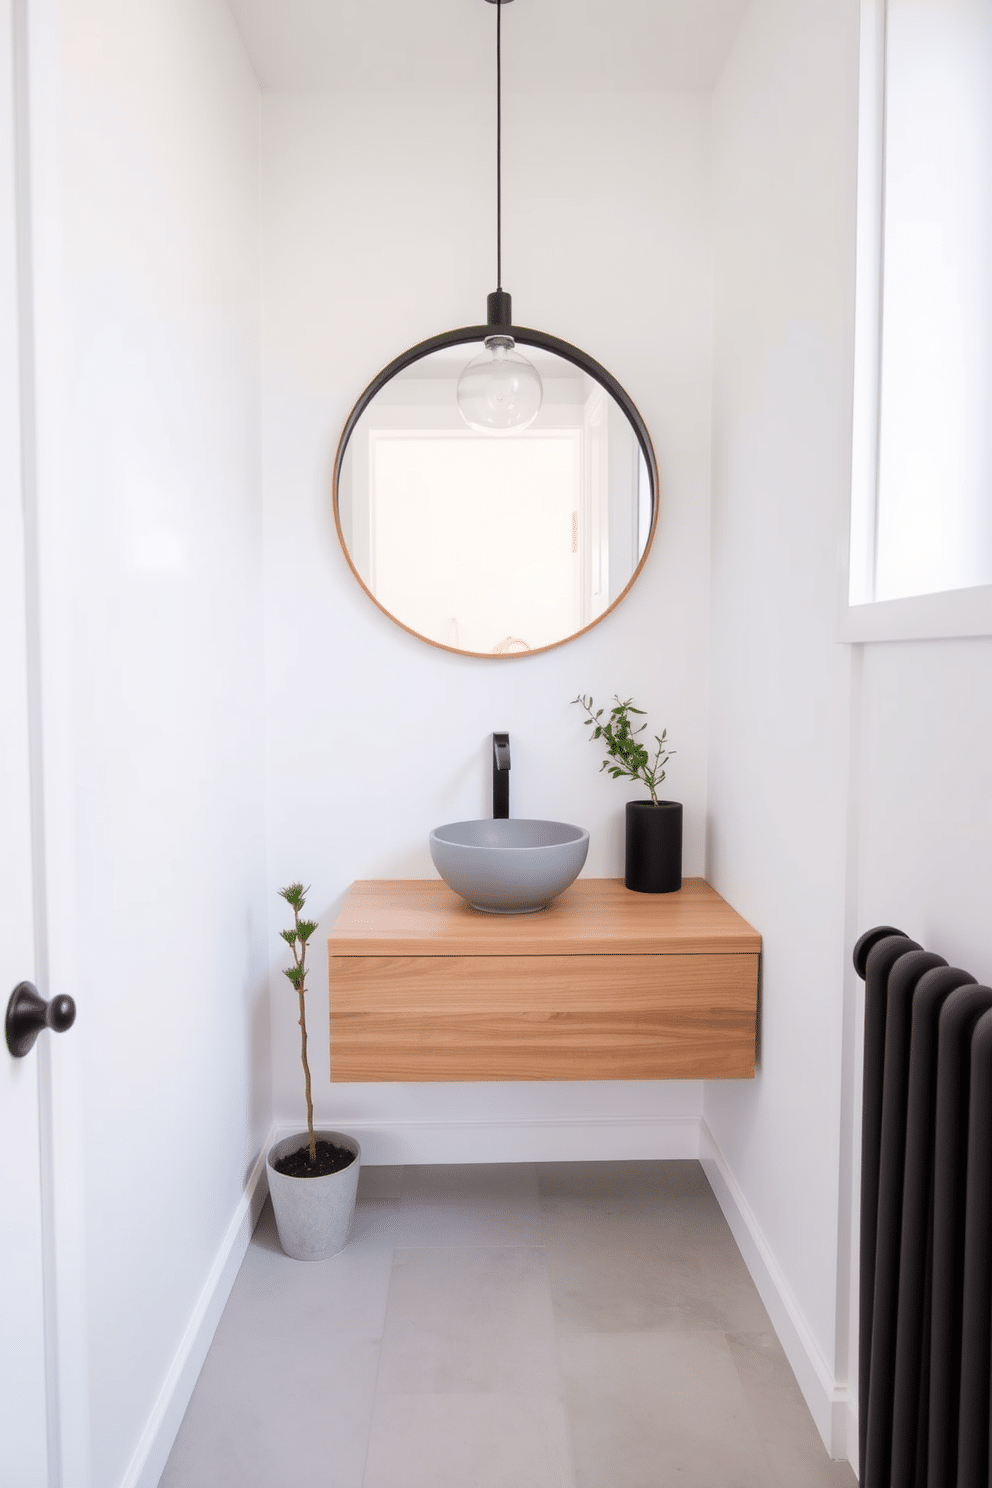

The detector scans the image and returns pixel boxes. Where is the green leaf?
[573,690,673,798]
[297,919,318,941]
[279,928,297,945]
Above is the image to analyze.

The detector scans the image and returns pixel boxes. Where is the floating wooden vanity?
[327,877,760,1082]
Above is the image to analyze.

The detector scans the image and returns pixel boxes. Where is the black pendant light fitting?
[456,0,543,431]
[486,0,510,318]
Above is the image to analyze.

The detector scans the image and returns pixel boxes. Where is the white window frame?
[841,0,992,642]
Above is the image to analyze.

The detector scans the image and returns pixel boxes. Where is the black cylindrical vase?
[625,800,682,893]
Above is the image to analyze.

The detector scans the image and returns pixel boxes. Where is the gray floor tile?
[362,1392,575,1488]
[159,1204,389,1488]
[538,1158,711,1203]
[726,1333,858,1487]
[540,1189,734,1251]
[219,1201,394,1338]
[562,1330,775,1488]
[394,1161,544,1246]
[375,1245,562,1396]
[543,1198,772,1335]
[357,1164,406,1199]
[347,1196,402,1252]
[159,1334,379,1488]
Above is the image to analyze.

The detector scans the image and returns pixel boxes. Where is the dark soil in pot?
[272,1139,356,1179]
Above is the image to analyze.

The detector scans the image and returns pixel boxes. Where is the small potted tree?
[573,695,681,893]
[266,882,361,1260]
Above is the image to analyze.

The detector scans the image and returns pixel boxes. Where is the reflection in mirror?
[335,339,655,657]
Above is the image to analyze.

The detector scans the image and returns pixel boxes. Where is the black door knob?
[6,982,77,1058]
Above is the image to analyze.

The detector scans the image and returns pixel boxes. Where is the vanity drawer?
[329,951,758,1081]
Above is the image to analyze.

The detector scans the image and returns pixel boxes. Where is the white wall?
[260,89,715,1157]
[706,0,861,1457]
[33,3,268,1484]
[856,638,992,980]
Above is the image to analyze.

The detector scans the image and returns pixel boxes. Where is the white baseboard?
[275,1113,703,1166]
[699,1120,854,1464]
[125,1126,275,1488]
[846,1396,859,1469]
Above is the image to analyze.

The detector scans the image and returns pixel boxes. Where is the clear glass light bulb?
[456,335,543,432]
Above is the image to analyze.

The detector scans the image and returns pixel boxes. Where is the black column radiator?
[854,926,992,1488]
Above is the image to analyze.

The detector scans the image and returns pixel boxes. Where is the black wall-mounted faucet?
[493,732,510,819]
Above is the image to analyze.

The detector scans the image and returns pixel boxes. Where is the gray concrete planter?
[266,1129,361,1261]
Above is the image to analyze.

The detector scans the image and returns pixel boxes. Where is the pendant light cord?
[496,0,502,291]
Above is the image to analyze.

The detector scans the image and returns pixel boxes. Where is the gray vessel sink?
[429,818,589,914]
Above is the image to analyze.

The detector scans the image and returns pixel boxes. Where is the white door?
[0,817,51,1488]
[0,0,50,1474]
[0,3,70,1481]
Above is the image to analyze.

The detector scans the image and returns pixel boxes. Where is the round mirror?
[333,327,658,658]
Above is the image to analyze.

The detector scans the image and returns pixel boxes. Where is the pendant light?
[456,0,543,432]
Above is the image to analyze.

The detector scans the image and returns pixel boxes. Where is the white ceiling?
[225,0,752,94]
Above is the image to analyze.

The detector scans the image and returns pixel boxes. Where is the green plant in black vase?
[572,694,674,803]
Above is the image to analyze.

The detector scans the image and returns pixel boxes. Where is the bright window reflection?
[371,433,580,654]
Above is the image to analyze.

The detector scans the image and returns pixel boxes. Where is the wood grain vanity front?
[328,878,759,1082]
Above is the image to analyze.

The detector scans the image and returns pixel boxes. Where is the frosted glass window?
[874,0,992,601]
